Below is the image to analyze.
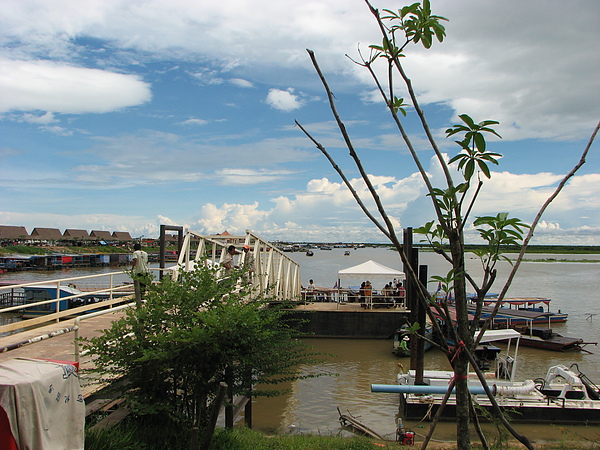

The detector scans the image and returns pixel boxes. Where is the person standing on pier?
[222,245,238,272]
[242,244,255,284]
[131,243,150,303]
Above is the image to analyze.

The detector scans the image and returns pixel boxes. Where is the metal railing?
[0,269,150,335]
[174,229,302,301]
[0,230,302,362]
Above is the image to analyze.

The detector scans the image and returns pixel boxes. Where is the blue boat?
[22,285,115,318]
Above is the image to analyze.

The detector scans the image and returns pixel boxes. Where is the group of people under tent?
[300,278,406,306]
[357,279,406,306]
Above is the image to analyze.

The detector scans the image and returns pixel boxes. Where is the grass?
[0,244,164,256]
[84,418,388,450]
[84,416,600,450]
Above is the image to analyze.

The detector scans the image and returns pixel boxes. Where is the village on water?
[0,223,599,448]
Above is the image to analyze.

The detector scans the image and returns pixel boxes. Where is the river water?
[2,248,599,443]
[256,247,600,443]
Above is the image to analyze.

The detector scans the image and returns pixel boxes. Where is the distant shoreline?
[2,243,600,258]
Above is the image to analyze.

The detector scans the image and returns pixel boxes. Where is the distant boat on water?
[18,284,129,318]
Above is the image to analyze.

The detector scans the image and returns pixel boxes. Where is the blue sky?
[1,0,599,244]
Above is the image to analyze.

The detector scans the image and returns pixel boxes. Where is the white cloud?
[215,168,292,186]
[4,163,600,244]
[229,78,253,88]
[266,88,305,112]
[178,118,208,126]
[21,111,57,124]
[0,59,152,114]
[40,125,73,136]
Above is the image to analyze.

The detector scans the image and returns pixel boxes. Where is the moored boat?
[20,284,129,318]
[372,329,600,424]
[467,297,568,326]
[392,323,434,357]
[514,326,597,352]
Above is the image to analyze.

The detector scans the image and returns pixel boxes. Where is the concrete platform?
[286,301,411,339]
[0,308,129,397]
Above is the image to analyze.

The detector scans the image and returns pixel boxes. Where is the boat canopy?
[483,297,551,307]
[478,328,521,343]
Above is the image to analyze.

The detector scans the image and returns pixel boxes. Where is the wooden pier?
[0,306,130,397]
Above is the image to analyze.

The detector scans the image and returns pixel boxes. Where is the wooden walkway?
[0,307,130,397]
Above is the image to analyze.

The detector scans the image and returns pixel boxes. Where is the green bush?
[83,264,324,447]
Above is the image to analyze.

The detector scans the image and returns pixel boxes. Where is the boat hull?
[401,394,600,425]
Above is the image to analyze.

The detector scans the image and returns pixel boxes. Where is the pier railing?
[0,230,301,350]
[0,270,145,335]
[172,229,301,301]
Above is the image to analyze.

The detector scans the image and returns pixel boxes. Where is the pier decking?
[0,307,130,397]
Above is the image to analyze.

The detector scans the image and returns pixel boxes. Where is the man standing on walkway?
[131,242,150,303]
[221,245,238,272]
[242,244,256,284]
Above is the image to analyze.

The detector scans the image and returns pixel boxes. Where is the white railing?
[174,229,302,301]
[0,269,151,335]
[0,230,301,360]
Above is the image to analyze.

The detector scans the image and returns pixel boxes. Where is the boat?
[372,329,600,424]
[514,326,597,352]
[344,251,351,256]
[393,323,434,357]
[320,246,332,250]
[21,284,128,318]
[466,297,568,326]
[306,250,314,256]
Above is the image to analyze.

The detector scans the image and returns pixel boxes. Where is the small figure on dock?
[242,244,255,283]
[131,243,150,301]
[306,279,316,301]
[221,245,238,272]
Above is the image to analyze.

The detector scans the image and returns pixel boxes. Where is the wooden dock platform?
[0,308,129,397]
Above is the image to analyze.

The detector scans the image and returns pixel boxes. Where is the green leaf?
[474,133,486,152]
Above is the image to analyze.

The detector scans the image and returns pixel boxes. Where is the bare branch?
[477,120,599,342]
[295,120,391,240]
[304,49,401,245]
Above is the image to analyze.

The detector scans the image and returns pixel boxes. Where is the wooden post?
[415,264,428,385]
[244,370,252,429]
[199,382,228,450]
[225,366,234,429]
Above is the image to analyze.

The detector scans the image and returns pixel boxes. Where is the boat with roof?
[371,329,600,424]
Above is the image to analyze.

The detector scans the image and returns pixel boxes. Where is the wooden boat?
[466,297,568,326]
[514,326,597,352]
[393,323,433,357]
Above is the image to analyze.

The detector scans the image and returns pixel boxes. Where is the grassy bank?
[85,419,599,450]
[0,244,165,256]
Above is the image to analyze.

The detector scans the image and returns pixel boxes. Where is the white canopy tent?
[337,260,405,288]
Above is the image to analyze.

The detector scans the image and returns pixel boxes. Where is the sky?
[1,0,599,245]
